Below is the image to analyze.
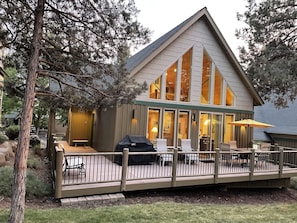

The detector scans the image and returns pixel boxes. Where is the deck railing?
[53,145,297,198]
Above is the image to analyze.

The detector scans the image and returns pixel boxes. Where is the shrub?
[0,166,13,197]
[0,132,9,144]
[30,134,40,147]
[5,125,20,140]
[32,144,42,156]
[0,166,52,198]
[27,157,41,169]
[290,177,297,189]
[26,170,52,198]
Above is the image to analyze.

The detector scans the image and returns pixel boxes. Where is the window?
[226,85,234,106]
[147,109,160,142]
[214,68,223,105]
[149,76,162,99]
[166,63,177,101]
[224,114,234,142]
[199,112,222,151]
[180,49,192,102]
[177,111,189,146]
[201,51,211,104]
[163,110,176,146]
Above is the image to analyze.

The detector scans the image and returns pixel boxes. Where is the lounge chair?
[61,145,86,176]
[181,139,199,164]
[156,139,173,166]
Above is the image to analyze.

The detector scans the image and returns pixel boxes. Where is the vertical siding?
[113,104,147,149]
[95,107,117,152]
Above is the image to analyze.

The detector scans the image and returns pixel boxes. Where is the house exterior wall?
[93,107,117,152]
[133,18,253,111]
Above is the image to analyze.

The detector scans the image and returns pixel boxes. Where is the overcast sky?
[133,0,247,58]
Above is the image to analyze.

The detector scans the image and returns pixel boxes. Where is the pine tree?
[237,0,297,107]
[0,0,150,222]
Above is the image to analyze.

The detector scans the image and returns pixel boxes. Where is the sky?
[133,0,247,58]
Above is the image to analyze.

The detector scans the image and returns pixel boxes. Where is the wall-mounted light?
[132,109,135,120]
[191,113,196,122]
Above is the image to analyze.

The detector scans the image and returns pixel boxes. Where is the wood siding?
[133,18,253,112]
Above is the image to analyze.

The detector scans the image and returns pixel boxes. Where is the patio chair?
[255,143,271,167]
[156,138,173,166]
[181,139,199,164]
[61,144,86,176]
[220,143,239,167]
[229,140,249,165]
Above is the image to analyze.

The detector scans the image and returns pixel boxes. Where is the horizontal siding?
[134,18,253,112]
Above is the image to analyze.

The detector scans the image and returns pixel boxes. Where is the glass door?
[177,111,190,146]
[199,113,223,151]
[163,110,176,146]
[199,113,211,151]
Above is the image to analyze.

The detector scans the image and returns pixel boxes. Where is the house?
[254,100,297,148]
[58,7,263,152]
[50,8,297,199]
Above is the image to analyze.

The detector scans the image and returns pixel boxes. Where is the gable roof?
[127,7,263,106]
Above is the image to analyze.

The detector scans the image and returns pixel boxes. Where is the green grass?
[1,202,297,223]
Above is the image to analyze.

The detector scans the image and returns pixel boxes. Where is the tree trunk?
[9,0,45,222]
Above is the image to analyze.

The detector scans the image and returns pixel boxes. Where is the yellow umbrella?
[228,119,273,128]
[229,119,273,147]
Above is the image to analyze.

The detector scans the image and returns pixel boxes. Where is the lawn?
[1,202,297,223]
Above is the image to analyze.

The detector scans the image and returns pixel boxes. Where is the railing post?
[273,144,279,165]
[54,147,63,199]
[171,148,178,187]
[214,148,220,184]
[121,148,129,192]
[279,148,284,178]
[249,149,255,180]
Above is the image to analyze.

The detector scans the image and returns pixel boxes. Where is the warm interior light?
[151,127,158,133]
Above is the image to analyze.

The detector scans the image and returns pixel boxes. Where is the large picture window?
[180,49,192,102]
[166,63,177,101]
[214,68,223,105]
[201,51,211,104]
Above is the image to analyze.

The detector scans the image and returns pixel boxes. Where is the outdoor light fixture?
[191,113,196,122]
[132,109,135,119]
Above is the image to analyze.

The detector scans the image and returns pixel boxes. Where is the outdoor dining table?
[231,148,252,167]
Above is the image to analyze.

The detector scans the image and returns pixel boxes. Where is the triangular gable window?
[149,76,162,99]
[226,85,234,106]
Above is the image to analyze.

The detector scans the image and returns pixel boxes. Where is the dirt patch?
[124,187,297,205]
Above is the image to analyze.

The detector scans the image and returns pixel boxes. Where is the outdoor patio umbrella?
[228,119,273,147]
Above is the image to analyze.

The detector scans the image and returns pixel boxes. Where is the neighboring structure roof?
[254,100,297,141]
[127,7,263,106]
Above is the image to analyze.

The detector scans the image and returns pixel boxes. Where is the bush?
[32,144,42,156]
[30,134,40,147]
[27,157,41,169]
[290,177,297,189]
[0,132,9,144]
[5,125,20,140]
[0,166,51,198]
[0,166,13,197]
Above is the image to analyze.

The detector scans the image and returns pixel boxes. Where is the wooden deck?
[54,142,297,198]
